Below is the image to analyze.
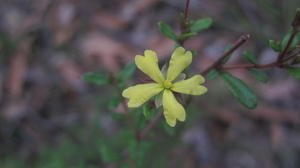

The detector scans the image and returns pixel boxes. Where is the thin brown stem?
[183,0,190,25]
[220,50,300,70]
[201,34,250,75]
[179,0,191,45]
[221,62,280,70]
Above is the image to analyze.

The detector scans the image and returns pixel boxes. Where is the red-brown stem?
[179,0,191,45]
[201,34,250,75]
[183,0,190,25]
[277,30,299,62]
[221,50,300,70]
[221,62,280,70]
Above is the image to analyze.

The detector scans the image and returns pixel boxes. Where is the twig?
[220,49,300,70]
[201,34,250,75]
[221,62,279,70]
[179,0,191,45]
[277,30,299,62]
[183,0,190,26]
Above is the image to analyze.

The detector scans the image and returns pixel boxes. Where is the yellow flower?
[122,47,207,127]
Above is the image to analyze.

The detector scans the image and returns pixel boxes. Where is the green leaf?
[143,104,154,120]
[128,140,152,167]
[108,96,122,110]
[284,66,300,79]
[190,17,213,33]
[177,32,197,40]
[281,31,300,51]
[243,51,257,64]
[220,72,258,109]
[158,21,177,40]
[268,40,281,52]
[99,145,120,163]
[111,113,124,120]
[248,69,268,83]
[206,69,220,80]
[83,72,110,85]
[162,122,176,136]
[191,50,197,56]
[117,63,136,81]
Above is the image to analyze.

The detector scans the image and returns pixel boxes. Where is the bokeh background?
[1,0,300,167]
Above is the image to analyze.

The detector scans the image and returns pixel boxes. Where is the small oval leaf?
[117,63,136,81]
[280,31,300,51]
[243,51,257,64]
[220,72,258,109]
[190,17,213,33]
[268,40,281,52]
[158,21,177,40]
[284,66,300,79]
[206,69,220,80]
[83,72,110,85]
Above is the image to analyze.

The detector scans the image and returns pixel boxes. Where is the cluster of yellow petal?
[122,47,207,127]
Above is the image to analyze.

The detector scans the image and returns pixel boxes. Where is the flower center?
[163,80,173,89]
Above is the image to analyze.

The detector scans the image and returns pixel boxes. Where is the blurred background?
[1,0,300,167]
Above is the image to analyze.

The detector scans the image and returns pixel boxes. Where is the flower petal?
[167,47,192,82]
[162,90,185,127]
[172,75,207,95]
[135,50,165,83]
[122,83,163,108]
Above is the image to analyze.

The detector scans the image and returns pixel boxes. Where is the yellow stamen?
[163,80,173,89]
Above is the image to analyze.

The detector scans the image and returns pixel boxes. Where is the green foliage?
[117,63,136,82]
[280,31,300,50]
[0,33,17,61]
[268,40,282,52]
[0,158,26,168]
[177,32,197,40]
[83,72,110,85]
[108,96,122,110]
[191,50,198,56]
[206,69,220,80]
[284,66,300,79]
[111,113,125,120]
[143,104,155,120]
[131,107,148,129]
[162,122,176,136]
[190,17,213,33]
[128,140,152,167]
[99,145,121,163]
[243,51,257,64]
[220,72,258,109]
[158,21,177,40]
[248,69,269,83]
